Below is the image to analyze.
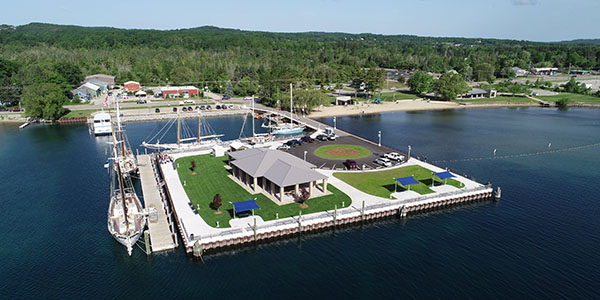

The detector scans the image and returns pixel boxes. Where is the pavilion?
[228,148,328,202]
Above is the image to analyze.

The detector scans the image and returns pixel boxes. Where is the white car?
[277,144,291,150]
[375,157,392,167]
[384,152,404,161]
[243,96,254,100]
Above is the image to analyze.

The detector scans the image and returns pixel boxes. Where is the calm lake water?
[1,108,599,299]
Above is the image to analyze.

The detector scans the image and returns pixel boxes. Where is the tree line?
[1,23,600,119]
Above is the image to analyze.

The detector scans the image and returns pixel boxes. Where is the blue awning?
[434,171,455,180]
[233,199,260,213]
[395,176,419,186]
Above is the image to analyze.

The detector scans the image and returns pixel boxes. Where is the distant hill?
[559,39,600,45]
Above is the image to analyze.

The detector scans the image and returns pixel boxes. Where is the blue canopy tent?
[232,199,260,218]
[432,171,456,186]
[394,176,419,192]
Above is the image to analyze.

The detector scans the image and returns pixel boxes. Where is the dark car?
[155,108,160,113]
[316,134,328,141]
[216,105,221,109]
[285,140,297,147]
[195,106,200,111]
[294,139,303,146]
[187,106,193,111]
[182,107,187,112]
[137,100,147,104]
[221,105,227,110]
[301,136,314,143]
[200,105,206,110]
[222,96,231,100]
[172,107,177,112]
[344,159,359,170]
[206,105,212,110]
[0,107,6,112]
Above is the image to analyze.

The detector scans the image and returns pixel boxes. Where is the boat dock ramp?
[138,154,177,253]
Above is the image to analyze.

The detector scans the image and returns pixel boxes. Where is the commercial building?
[530,67,558,76]
[124,81,141,91]
[228,148,328,203]
[457,88,497,99]
[70,82,101,101]
[84,74,115,89]
[158,86,199,99]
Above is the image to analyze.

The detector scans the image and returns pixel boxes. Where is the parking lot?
[284,135,407,170]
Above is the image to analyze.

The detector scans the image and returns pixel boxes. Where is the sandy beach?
[308,99,538,118]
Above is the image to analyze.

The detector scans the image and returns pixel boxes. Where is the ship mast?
[251,94,255,137]
[177,112,181,146]
[111,122,129,228]
[290,83,293,126]
[197,111,201,142]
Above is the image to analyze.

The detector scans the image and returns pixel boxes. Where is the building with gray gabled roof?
[228,148,328,202]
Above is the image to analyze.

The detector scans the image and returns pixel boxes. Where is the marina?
[126,107,496,257]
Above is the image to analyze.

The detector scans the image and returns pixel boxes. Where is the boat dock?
[138,154,177,253]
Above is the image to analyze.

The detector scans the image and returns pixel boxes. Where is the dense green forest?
[1,23,600,118]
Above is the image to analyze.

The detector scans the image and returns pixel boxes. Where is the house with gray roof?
[228,148,328,202]
[84,74,115,88]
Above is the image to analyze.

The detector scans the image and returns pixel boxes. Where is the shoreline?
[307,99,541,118]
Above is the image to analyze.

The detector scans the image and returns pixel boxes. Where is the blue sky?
[2,0,598,42]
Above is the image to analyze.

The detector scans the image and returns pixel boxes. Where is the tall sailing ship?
[262,83,305,135]
[107,120,146,256]
[141,111,224,151]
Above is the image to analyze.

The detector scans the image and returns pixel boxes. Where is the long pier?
[138,154,176,253]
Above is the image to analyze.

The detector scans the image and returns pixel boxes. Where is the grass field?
[538,93,600,104]
[176,154,351,228]
[62,109,98,118]
[454,96,534,104]
[314,144,372,160]
[333,165,465,198]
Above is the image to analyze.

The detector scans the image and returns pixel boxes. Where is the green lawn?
[314,144,372,160]
[333,165,465,199]
[538,93,600,104]
[176,155,351,228]
[358,91,417,102]
[455,96,534,104]
[62,109,98,118]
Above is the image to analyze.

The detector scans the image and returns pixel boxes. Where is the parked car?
[206,105,212,110]
[327,134,337,140]
[155,108,160,113]
[277,144,291,150]
[0,107,6,112]
[316,134,328,141]
[200,105,206,110]
[172,107,177,112]
[384,152,404,161]
[375,157,392,167]
[222,96,231,100]
[221,105,228,110]
[195,106,200,111]
[182,107,188,112]
[136,100,146,104]
[284,140,297,147]
[187,106,193,111]
[344,159,359,170]
[301,136,314,143]
[243,96,253,100]
[228,105,234,109]
[294,139,303,146]
[216,105,221,109]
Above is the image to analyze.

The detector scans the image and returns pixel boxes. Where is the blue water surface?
[1,108,599,299]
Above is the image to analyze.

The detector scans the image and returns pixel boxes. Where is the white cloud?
[511,0,539,5]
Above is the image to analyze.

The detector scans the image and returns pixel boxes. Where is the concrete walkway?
[138,155,176,252]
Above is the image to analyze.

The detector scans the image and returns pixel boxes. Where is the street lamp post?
[378,131,381,147]
[304,151,307,161]
[408,145,411,161]
[333,116,337,130]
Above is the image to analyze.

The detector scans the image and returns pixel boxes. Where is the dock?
[138,154,176,252]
